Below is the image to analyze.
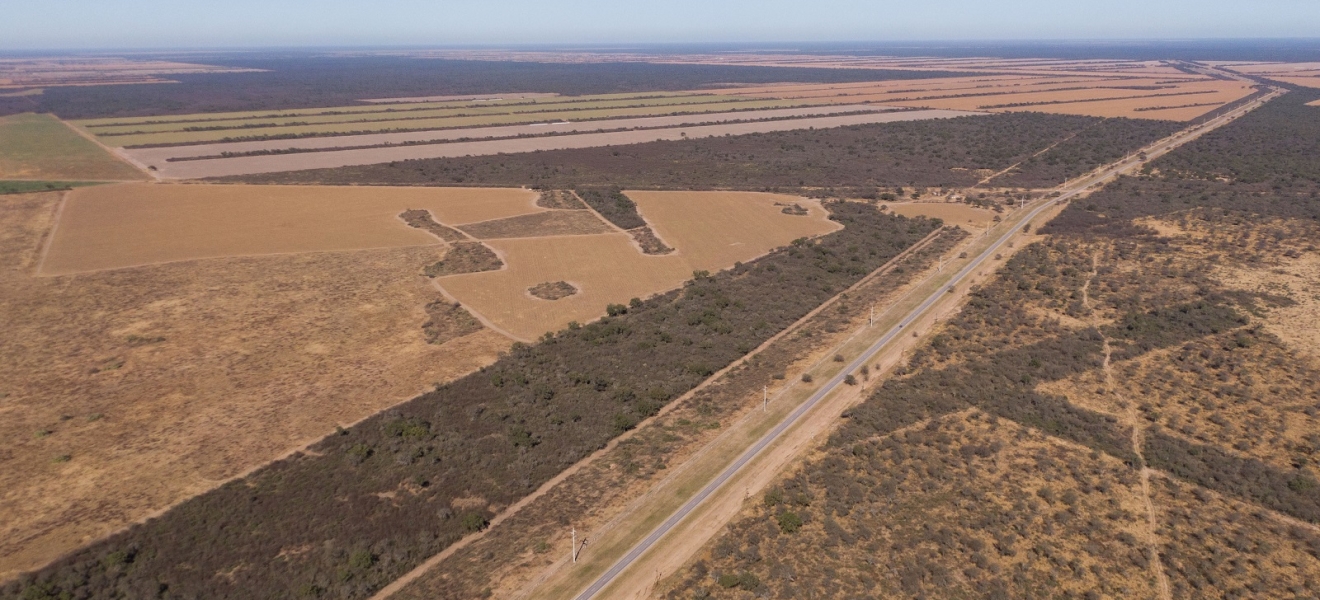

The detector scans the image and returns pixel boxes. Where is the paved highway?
[571,83,1281,600]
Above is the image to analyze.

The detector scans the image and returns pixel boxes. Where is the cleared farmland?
[437,192,840,340]
[884,201,998,229]
[0,190,511,580]
[122,104,895,164]
[139,110,980,179]
[83,97,824,147]
[39,183,540,274]
[0,113,142,181]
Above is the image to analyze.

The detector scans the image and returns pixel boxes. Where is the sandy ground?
[0,114,143,181]
[437,192,839,341]
[39,183,539,274]
[145,110,980,179]
[626,191,840,272]
[884,201,998,229]
[122,104,894,163]
[0,191,513,580]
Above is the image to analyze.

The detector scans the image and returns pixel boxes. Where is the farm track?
[563,81,1283,600]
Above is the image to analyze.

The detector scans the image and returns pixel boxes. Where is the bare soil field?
[0,114,142,181]
[436,191,840,340]
[120,104,891,164]
[1216,62,1320,89]
[39,183,539,274]
[883,201,998,229]
[458,210,613,239]
[625,191,841,272]
[92,98,814,147]
[727,77,1255,121]
[436,233,690,341]
[0,191,511,580]
[142,109,977,179]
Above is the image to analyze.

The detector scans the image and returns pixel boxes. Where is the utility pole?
[763,385,768,412]
[869,304,874,327]
[572,527,578,564]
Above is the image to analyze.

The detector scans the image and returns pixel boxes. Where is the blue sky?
[7,0,1320,50]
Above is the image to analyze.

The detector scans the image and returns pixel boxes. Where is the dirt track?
[138,109,980,179]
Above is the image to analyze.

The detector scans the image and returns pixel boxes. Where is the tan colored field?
[40,183,539,274]
[1218,62,1320,89]
[884,201,998,229]
[1310,99,1320,107]
[628,191,840,271]
[0,113,143,181]
[0,191,511,580]
[714,74,1251,121]
[437,192,840,340]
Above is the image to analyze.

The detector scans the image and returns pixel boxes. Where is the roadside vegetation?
[664,89,1320,599]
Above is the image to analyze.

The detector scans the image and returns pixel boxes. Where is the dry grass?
[39,183,538,274]
[437,191,844,340]
[458,210,613,239]
[626,191,841,272]
[0,191,510,580]
[0,114,142,181]
[663,412,1163,599]
[884,201,999,229]
[1152,474,1320,598]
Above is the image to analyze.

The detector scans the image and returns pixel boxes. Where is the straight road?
[571,82,1282,600]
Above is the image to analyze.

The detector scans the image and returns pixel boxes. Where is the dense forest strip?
[2,202,942,600]
[223,112,1181,191]
[383,227,961,600]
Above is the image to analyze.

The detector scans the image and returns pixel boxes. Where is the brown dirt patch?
[528,281,578,301]
[459,210,613,239]
[626,191,841,272]
[0,191,510,580]
[39,183,538,275]
[627,226,674,255]
[423,242,503,277]
[399,209,467,242]
[884,201,998,229]
[536,190,587,210]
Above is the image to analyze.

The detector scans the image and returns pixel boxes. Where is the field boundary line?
[56,118,156,181]
[369,225,949,600]
[33,189,70,277]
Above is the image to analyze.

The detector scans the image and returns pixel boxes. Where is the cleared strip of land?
[150,109,981,179]
[123,104,896,164]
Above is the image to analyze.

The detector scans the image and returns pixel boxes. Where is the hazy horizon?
[8,0,1320,51]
